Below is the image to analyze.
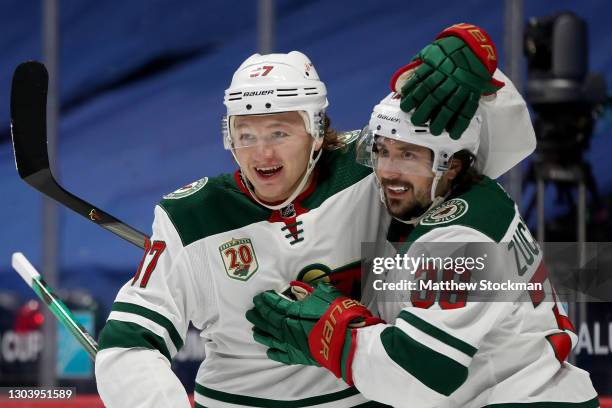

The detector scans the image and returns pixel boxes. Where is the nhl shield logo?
[280,203,296,218]
[219,238,259,281]
[421,198,469,226]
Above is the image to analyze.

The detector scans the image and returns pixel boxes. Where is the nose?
[253,143,276,160]
[377,165,401,181]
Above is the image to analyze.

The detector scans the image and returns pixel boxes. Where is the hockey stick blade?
[10,61,49,180]
[12,252,99,360]
[10,61,149,249]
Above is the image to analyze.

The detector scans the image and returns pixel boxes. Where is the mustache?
[380,179,413,190]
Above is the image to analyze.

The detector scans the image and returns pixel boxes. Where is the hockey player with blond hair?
[95,50,387,408]
[247,25,599,407]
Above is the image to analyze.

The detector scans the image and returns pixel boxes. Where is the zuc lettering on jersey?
[507,220,540,276]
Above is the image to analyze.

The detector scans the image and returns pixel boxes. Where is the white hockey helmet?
[222,51,329,210]
[357,92,482,177]
[223,50,328,147]
[357,92,483,222]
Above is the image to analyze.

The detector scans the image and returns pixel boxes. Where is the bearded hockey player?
[247,92,600,407]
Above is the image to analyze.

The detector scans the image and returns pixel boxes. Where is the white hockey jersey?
[97,141,391,407]
[353,177,599,408]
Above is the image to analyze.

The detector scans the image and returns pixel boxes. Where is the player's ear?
[445,157,463,181]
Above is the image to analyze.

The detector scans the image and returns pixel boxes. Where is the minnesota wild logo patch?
[219,238,259,281]
[421,198,468,226]
[296,263,332,285]
[163,177,208,200]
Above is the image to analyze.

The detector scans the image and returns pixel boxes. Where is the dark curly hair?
[449,149,484,197]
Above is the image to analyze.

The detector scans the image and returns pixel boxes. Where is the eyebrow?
[377,141,424,153]
[398,146,425,153]
[235,121,294,129]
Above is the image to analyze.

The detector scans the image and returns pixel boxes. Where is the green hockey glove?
[391,23,505,139]
[246,281,384,385]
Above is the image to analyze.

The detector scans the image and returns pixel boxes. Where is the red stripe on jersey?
[546,332,572,364]
[552,304,576,333]
[529,261,548,307]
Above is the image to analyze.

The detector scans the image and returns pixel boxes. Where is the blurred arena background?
[0,0,610,406]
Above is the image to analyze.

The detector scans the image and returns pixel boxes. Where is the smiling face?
[373,136,436,219]
[374,136,463,219]
[231,112,319,203]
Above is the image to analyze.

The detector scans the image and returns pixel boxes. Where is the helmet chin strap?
[377,171,448,226]
[231,140,322,211]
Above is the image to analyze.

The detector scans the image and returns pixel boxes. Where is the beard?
[380,178,431,221]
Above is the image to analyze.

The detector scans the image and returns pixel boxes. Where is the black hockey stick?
[10,61,149,249]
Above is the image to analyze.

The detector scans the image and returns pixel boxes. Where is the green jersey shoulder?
[301,135,372,209]
[410,176,516,243]
[159,173,269,247]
